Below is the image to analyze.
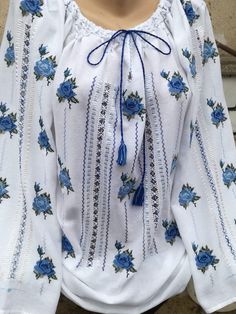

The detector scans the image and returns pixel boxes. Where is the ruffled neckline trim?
[65,0,173,39]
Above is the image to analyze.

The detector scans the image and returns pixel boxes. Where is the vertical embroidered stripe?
[9,24,31,279]
[87,83,111,267]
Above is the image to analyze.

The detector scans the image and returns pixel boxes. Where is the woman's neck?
[76,0,159,30]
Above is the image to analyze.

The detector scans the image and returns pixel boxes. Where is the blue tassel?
[116,140,127,166]
[132,181,144,206]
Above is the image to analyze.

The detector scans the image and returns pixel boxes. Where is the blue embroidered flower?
[112,240,137,278]
[56,68,79,109]
[181,0,200,26]
[62,234,76,259]
[122,90,146,121]
[33,245,57,283]
[34,44,57,85]
[170,154,178,175]
[220,160,236,188]
[4,31,15,67]
[202,37,219,65]
[0,102,17,138]
[182,48,197,78]
[38,116,54,154]
[118,172,136,201]
[179,183,201,209]
[58,156,74,194]
[207,98,227,128]
[192,242,219,273]
[162,219,181,245]
[20,0,44,20]
[32,182,53,219]
[0,177,10,204]
[161,70,189,100]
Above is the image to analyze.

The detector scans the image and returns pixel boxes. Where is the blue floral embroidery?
[162,219,181,245]
[38,116,54,154]
[182,48,196,78]
[0,177,10,204]
[112,240,137,278]
[4,31,15,67]
[117,172,136,201]
[122,90,146,121]
[32,182,53,219]
[202,37,219,65]
[20,0,44,21]
[33,245,57,283]
[56,68,79,109]
[179,183,201,209]
[206,98,227,128]
[180,0,200,26]
[0,102,17,138]
[62,233,76,259]
[192,242,219,273]
[220,160,236,188]
[34,45,57,85]
[58,156,74,194]
[170,154,178,175]
[160,70,189,100]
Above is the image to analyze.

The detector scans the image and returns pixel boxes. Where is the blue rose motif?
[112,240,137,277]
[57,157,74,194]
[165,224,180,242]
[33,245,57,282]
[38,130,50,149]
[202,37,219,65]
[122,91,146,120]
[62,234,75,258]
[113,252,134,270]
[123,98,143,115]
[57,81,76,100]
[168,76,185,95]
[62,235,73,253]
[34,258,56,276]
[20,0,43,15]
[223,168,236,187]
[195,251,214,269]
[118,181,135,200]
[0,116,16,133]
[189,56,196,78]
[184,1,199,26]
[192,242,219,273]
[34,59,55,78]
[0,183,6,198]
[179,183,200,209]
[179,187,194,207]
[211,106,226,127]
[33,195,51,213]
[0,177,10,203]
[5,46,15,65]
[59,169,71,188]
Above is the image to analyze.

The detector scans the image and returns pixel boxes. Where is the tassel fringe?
[116,140,127,166]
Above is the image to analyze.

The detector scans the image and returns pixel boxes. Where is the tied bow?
[87,29,171,206]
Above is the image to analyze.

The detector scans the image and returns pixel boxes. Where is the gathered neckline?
[68,0,172,39]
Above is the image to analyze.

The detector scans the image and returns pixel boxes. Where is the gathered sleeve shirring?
[168,0,236,313]
[0,1,71,313]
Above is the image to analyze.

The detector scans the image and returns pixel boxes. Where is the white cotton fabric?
[1,0,236,313]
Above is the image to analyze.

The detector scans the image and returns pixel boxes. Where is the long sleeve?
[168,0,236,313]
[0,1,68,313]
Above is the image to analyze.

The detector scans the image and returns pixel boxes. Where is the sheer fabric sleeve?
[0,1,71,312]
[167,0,236,313]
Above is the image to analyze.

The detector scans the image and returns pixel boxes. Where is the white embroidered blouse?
[1,0,236,313]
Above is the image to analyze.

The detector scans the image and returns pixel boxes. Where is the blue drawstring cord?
[87,29,171,206]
